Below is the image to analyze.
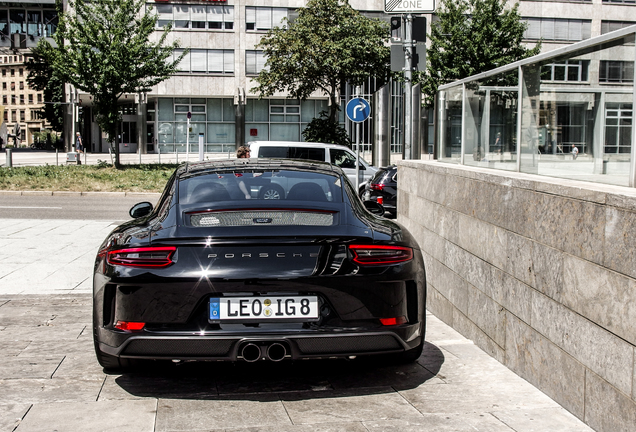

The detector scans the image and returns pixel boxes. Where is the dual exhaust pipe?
[240,342,287,362]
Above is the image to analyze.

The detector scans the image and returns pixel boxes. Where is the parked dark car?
[360,166,398,217]
[93,159,426,370]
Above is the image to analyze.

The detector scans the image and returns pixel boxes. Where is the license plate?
[209,296,319,322]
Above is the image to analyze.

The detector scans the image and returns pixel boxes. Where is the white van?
[247,141,377,189]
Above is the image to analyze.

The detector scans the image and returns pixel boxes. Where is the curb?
[0,190,162,197]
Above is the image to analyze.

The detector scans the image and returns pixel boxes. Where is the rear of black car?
[93,160,425,368]
[361,166,398,217]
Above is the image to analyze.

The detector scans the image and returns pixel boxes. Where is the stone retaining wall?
[398,160,636,432]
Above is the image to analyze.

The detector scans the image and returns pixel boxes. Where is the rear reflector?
[107,246,176,268]
[349,245,413,266]
[377,197,384,205]
[115,321,145,331]
[380,316,407,326]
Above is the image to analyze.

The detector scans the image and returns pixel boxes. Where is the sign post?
[186,111,191,162]
[346,93,371,191]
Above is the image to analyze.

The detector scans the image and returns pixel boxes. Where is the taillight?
[115,321,145,331]
[380,316,408,326]
[348,245,413,266]
[370,183,385,191]
[107,246,176,268]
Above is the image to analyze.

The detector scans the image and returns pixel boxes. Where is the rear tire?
[395,342,424,363]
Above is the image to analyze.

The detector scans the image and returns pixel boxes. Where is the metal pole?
[186,118,190,162]
[6,148,12,168]
[56,148,58,166]
[355,86,361,191]
[403,13,413,160]
[158,145,161,164]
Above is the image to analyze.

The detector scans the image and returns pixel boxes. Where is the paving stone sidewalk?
[0,219,594,431]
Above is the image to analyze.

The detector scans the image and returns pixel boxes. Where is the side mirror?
[363,200,385,216]
[129,202,153,219]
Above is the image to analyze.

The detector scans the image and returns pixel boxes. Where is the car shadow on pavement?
[111,341,444,400]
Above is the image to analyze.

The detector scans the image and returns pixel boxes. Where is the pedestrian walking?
[75,132,84,153]
[571,144,578,160]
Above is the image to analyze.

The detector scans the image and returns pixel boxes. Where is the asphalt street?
[0,212,595,432]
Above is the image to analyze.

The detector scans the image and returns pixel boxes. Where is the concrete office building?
[0,1,57,147]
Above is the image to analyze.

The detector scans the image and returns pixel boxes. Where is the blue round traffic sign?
[346,98,371,123]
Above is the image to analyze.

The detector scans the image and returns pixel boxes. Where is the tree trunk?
[114,117,121,168]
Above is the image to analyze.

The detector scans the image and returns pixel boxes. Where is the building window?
[19,68,23,76]
[19,81,24,90]
[11,110,16,122]
[601,20,636,34]
[43,10,58,36]
[20,110,25,121]
[1,82,5,90]
[157,97,236,153]
[11,95,15,104]
[524,18,591,41]
[10,10,25,34]
[605,103,633,154]
[11,68,15,76]
[10,82,14,91]
[37,93,42,103]
[541,60,589,82]
[28,94,33,104]
[599,61,634,83]
[0,10,8,38]
[19,95,24,104]
[603,0,636,4]
[174,49,234,74]
[245,7,288,31]
[1,69,5,76]
[245,50,267,75]
[2,95,6,104]
[2,110,6,121]
[153,4,234,30]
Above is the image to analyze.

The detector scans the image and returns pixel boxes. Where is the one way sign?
[385,0,436,14]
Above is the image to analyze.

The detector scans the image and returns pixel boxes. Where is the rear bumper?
[98,325,424,361]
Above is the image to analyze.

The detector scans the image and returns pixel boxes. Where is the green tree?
[26,41,65,135]
[421,0,540,107]
[252,0,390,144]
[47,0,185,166]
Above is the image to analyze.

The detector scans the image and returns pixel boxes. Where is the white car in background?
[248,141,378,191]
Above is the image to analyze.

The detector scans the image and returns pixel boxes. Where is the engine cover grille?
[190,211,333,227]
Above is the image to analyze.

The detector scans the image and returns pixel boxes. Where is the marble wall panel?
[585,371,636,432]
[505,232,535,287]
[531,292,633,395]
[457,213,507,270]
[505,312,586,418]
[466,285,505,348]
[530,241,564,301]
[562,255,636,346]
[604,207,636,280]
[426,285,454,326]
[505,187,538,239]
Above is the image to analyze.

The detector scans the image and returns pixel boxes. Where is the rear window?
[258,146,325,162]
[179,169,342,204]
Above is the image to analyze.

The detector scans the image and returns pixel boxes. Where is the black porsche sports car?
[93,159,426,369]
